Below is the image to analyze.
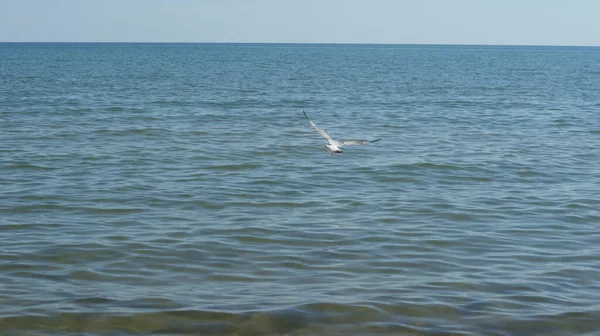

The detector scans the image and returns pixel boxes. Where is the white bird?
[303,111,381,154]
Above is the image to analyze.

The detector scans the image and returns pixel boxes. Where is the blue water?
[1,43,600,335]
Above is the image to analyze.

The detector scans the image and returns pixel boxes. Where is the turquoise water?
[1,43,600,335]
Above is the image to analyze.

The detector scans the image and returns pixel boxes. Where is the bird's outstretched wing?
[340,138,382,146]
[303,111,334,144]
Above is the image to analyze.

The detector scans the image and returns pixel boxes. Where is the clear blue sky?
[1,0,599,46]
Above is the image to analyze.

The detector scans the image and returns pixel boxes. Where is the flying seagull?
[303,111,381,154]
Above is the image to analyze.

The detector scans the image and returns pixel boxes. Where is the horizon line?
[1,41,600,48]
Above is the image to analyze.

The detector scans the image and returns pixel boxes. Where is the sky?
[1,0,600,46]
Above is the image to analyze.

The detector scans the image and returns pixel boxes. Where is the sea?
[1,43,599,336]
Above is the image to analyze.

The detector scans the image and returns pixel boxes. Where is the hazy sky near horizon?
[1,0,600,46]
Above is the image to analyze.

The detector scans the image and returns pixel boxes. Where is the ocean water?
[1,43,600,335]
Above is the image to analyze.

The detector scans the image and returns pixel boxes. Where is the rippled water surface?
[1,43,600,335]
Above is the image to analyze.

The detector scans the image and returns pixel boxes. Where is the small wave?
[5,163,58,170]
[392,162,466,172]
[151,100,194,106]
[229,201,315,209]
[193,200,226,210]
[72,297,115,305]
[92,127,165,136]
[61,206,146,215]
[65,107,93,112]
[1,304,596,335]
[205,163,263,171]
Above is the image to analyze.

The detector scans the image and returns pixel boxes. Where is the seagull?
[303,111,381,154]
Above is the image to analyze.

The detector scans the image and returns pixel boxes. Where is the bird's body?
[325,143,343,154]
[303,111,381,155]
